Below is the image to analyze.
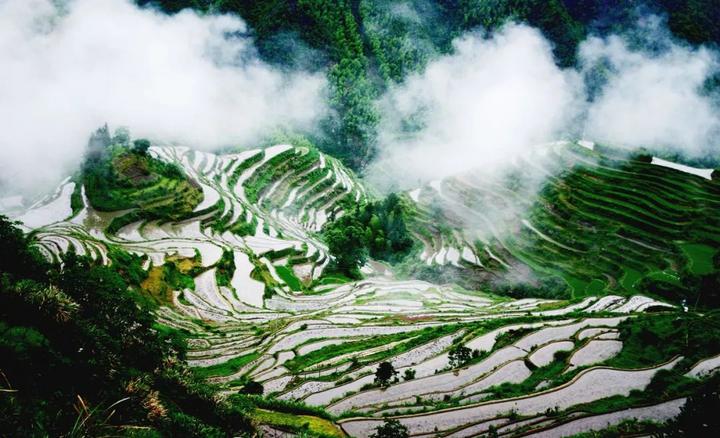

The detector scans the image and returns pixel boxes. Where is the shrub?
[375,361,397,387]
[371,419,408,438]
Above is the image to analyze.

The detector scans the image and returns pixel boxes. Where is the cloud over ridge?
[0,0,327,193]
[369,19,720,189]
[580,19,720,155]
[1,1,718,196]
[369,24,582,189]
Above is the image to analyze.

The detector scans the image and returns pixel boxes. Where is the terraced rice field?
[6,142,720,436]
[407,141,720,297]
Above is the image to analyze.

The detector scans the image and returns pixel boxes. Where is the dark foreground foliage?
[0,215,253,437]
[661,373,720,436]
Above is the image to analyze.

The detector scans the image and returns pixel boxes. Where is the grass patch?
[249,409,344,437]
[620,267,643,293]
[584,278,607,295]
[679,242,717,275]
[645,270,682,285]
[275,265,303,291]
[312,273,355,287]
[193,352,259,379]
[561,274,588,298]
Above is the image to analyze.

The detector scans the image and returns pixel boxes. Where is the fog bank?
[368,24,582,191]
[368,18,720,190]
[0,0,327,194]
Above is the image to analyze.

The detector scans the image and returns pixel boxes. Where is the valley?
[6,140,720,437]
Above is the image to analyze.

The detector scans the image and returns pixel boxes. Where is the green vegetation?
[411,146,720,302]
[371,419,409,438]
[9,2,720,434]
[70,178,84,215]
[323,193,414,277]
[82,125,202,234]
[237,379,264,395]
[193,352,259,379]
[275,265,304,291]
[448,345,474,368]
[679,243,716,275]
[215,250,236,288]
[231,394,335,421]
[374,361,398,387]
[403,368,416,381]
[322,214,369,278]
[207,0,379,168]
[138,252,207,305]
[249,409,344,437]
[562,371,720,436]
[0,216,253,437]
[662,372,720,436]
[243,148,302,203]
[607,313,720,370]
[485,352,572,400]
[491,275,572,300]
[521,154,720,300]
[285,324,457,374]
[108,245,150,286]
[637,257,720,309]
[136,1,720,168]
[225,394,345,436]
[459,0,584,66]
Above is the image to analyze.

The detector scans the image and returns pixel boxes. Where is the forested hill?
[135,0,720,168]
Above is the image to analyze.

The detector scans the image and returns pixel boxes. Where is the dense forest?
[323,193,414,278]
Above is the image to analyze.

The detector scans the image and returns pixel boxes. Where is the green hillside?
[5,138,720,437]
[81,126,203,235]
[407,143,720,305]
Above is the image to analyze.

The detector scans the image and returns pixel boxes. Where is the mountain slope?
[405,141,720,303]
[5,140,720,436]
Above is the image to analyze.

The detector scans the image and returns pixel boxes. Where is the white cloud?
[2,3,718,197]
[580,32,720,155]
[368,18,720,191]
[0,0,327,193]
[368,24,582,190]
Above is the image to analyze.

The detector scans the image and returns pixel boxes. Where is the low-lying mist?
[366,24,583,191]
[581,17,720,156]
[367,17,720,191]
[0,0,327,195]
